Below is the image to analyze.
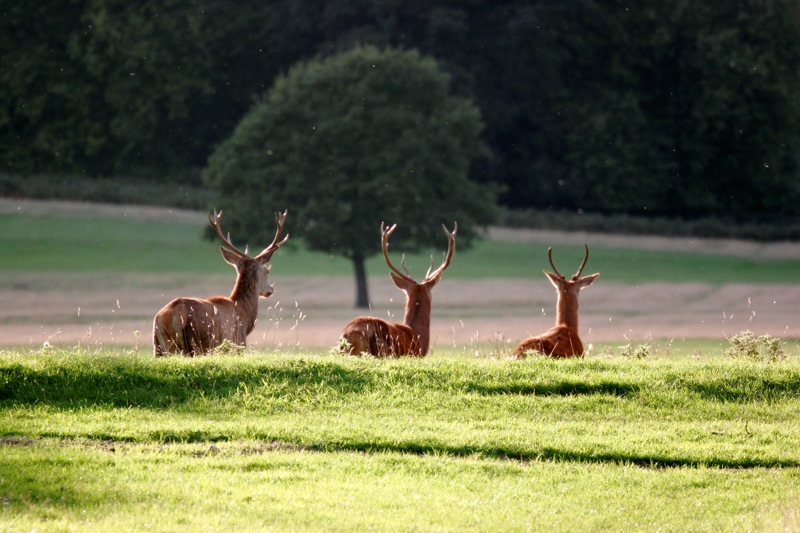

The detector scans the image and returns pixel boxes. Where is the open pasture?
[2,199,800,530]
[1,198,799,350]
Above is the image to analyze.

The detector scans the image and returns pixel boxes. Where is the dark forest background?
[2,0,800,224]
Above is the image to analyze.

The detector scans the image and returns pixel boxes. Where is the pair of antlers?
[548,244,590,281]
[208,208,289,262]
[381,222,457,283]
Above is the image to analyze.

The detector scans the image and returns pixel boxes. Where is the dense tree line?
[2,0,799,220]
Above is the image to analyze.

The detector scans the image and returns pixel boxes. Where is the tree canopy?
[203,45,497,307]
[2,0,799,221]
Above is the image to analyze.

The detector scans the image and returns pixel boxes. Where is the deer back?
[512,325,583,358]
[340,317,421,357]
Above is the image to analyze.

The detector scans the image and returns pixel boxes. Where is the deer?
[153,209,289,356]
[513,245,599,358]
[338,222,457,357]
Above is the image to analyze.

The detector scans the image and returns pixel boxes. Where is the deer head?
[544,245,600,330]
[208,208,289,298]
[381,222,456,322]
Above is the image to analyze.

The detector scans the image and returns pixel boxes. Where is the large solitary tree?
[203,45,497,307]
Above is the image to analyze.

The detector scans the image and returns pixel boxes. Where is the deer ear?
[543,270,562,289]
[389,272,415,292]
[577,273,600,289]
[219,246,241,267]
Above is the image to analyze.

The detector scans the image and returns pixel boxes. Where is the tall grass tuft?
[726,330,786,362]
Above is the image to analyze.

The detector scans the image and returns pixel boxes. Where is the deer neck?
[555,288,579,331]
[402,287,432,352]
[229,264,260,333]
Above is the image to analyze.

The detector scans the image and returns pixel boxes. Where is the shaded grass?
[2,212,800,283]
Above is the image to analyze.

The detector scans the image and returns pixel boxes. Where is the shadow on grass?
[465,380,639,397]
[311,439,800,469]
[0,358,376,409]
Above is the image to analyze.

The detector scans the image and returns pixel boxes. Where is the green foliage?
[0,1,102,174]
[562,1,800,218]
[205,45,496,252]
[726,331,786,362]
[79,0,218,173]
[2,0,800,223]
[204,45,497,305]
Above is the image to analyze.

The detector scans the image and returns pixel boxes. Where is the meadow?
[2,350,800,531]
[1,199,800,531]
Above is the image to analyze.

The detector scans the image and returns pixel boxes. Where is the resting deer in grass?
[513,245,599,358]
[153,209,289,356]
[338,222,456,357]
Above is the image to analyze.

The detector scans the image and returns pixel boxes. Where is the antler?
[547,247,562,278]
[548,244,590,281]
[381,222,457,283]
[573,244,590,280]
[208,209,289,262]
[209,209,248,258]
[254,209,290,262]
[424,222,457,282]
[381,222,415,282]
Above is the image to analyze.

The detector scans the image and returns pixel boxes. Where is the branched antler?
[209,209,248,258]
[381,222,457,283]
[255,210,289,262]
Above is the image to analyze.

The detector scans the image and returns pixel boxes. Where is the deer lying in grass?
[338,222,456,357]
[513,245,599,358]
[153,209,289,356]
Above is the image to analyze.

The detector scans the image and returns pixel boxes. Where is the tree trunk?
[352,253,370,308]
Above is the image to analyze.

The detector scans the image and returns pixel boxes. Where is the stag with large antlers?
[338,222,457,357]
[513,245,599,358]
[153,209,289,356]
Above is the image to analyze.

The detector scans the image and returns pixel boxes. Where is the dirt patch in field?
[2,199,798,351]
[1,272,797,352]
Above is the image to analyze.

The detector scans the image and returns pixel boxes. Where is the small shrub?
[38,341,57,357]
[621,341,653,359]
[210,339,247,356]
[725,331,786,362]
[330,337,351,356]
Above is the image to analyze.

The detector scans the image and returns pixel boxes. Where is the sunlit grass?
[1,350,799,531]
[1,439,797,532]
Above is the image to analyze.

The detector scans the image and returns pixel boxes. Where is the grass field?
[1,350,800,531]
[1,200,799,530]
[2,208,800,283]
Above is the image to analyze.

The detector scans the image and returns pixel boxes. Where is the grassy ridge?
[1,351,799,530]
[2,352,800,465]
[2,212,800,283]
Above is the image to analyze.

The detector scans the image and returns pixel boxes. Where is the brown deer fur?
[153,210,288,356]
[339,222,456,357]
[513,245,599,358]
